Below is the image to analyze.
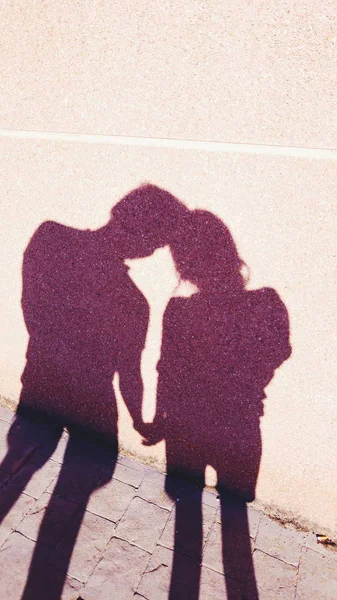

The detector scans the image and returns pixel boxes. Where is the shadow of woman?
[144,210,291,599]
[0,184,190,599]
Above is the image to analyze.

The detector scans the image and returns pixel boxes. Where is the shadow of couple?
[0,184,291,599]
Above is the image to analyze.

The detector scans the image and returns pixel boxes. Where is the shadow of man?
[0,184,189,600]
[144,210,291,600]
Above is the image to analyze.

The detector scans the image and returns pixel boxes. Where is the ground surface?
[0,405,336,600]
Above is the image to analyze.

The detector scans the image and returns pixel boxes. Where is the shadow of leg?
[166,475,203,600]
[0,414,62,526]
[20,431,118,600]
[219,489,259,600]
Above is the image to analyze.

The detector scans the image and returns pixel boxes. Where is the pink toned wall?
[1,2,336,537]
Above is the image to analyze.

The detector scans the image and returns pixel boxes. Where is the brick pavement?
[0,405,336,600]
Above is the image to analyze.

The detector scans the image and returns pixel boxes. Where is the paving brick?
[86,478,136,522]
[24,563,85,600]
[203,488,221,509]
[305,531,337,559]
[0,419,10,439]
[0,439,8,469]
[117,454,147,473]
[200,565,243,600]
[137,470,175,510]
[49,436,69,464]
[138,544,238,600]
[0,532,46,599]
[203,521,254,581]
[0,437,38,477]
[244,550,297,600]
[216,502,261,540]
[50,510,115,583]
[0,488,35,547]
[255,514,304,566]
[296,547,337,600]
[46,434,116,480]
[10,457,61,499]
[47,463,109,505]
[17,491,78,544]
[137,544,201,600]
[115,496,170,553]
[63,578,85,600]
[159,501,216,558]
[82,537,150,600]
[0,405,15,422]
[113,461,144,488]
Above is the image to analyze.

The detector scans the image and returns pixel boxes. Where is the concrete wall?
[1,1,336,537]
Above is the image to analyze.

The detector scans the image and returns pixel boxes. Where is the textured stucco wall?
[1,1,336,536]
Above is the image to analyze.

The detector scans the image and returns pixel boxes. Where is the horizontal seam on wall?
[0,128,337,159]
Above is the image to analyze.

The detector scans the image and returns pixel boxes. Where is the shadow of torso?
[20,220,148,438]
[157,286,291,500]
